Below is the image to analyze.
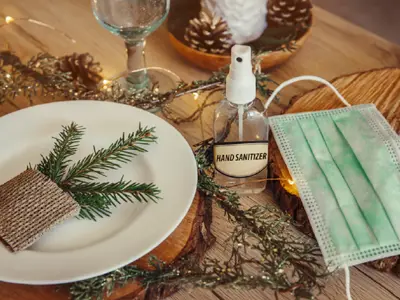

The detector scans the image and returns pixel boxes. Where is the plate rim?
[0,100,198,284]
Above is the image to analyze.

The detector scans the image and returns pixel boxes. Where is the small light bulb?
[288,179,295,185]
[5,73,11,79]
[193,92,199,100]
[102,79,110,85]
[5,16,14,24]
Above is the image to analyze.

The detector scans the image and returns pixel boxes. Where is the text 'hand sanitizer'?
[213,45,269,194]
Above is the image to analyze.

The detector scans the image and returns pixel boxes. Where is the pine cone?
[184,11,233,55]
[201,0,268,44]
[56,53,102,90]
[267,0,312,28]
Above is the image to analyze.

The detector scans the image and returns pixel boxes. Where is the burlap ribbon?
[0,169,80,252]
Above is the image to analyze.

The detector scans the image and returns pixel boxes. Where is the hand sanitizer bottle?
[213,45,269,194]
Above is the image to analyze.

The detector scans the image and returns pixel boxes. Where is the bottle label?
[213,141,268,178]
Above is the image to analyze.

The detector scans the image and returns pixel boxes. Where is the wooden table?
[1,1,400,299]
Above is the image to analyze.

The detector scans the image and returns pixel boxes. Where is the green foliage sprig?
[34,123,160,221]
[0,51,278,125]
[69,139,329,300]
[2,51,327,299]
[61,125,157,185]
[69,180,160,220]
[37,123,84,184]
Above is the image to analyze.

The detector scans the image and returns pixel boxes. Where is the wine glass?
[91,0,179,93]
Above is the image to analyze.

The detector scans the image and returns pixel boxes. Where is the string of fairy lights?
[1,16,76,43]
[1,15,296,188]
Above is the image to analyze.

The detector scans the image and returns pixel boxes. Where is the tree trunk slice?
[0,98,212,299]
[268,68,400,273]
[0,192,209,300]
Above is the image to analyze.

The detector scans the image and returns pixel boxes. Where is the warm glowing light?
[288,179,295,185]
[193,92,199,100]
[102,79,111,90]
[5,16,14,24]
[5,74,11,79]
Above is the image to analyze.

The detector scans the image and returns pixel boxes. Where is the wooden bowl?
[169,26,311,71]
[168,0,312,71]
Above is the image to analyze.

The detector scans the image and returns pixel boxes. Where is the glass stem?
[125,39,149,89]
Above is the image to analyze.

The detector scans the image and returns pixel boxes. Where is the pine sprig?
[36,122,85,183]
[68,180,161,221]
[70,256,165,300]
[69,205,327,300]
[194,138,241,215]
[69,138,329,299]
[62,125,157,185]
[29,122,159,221]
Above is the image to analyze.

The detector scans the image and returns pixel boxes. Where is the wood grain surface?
[0,188,206,300]
[0,0,400,299]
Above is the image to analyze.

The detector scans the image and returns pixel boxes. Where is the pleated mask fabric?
[266,76,400,270]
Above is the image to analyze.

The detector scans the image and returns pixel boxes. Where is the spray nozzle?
[226,45,256,105]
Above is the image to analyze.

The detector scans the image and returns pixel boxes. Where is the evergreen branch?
[70,257,166,300]
[70,205,327,300]
[72,193,113,221]
[194,138,241,216]
[256,72,279,99]
[68,180,161,221]
[69,138,329,299]
[62,125,157,185]
[30,122,160,222]
[36,122,84,183]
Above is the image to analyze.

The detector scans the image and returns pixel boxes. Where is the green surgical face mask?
[265,76,400,272]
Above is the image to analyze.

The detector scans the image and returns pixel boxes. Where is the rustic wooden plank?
[356,265,400,299]
[183,193,400,300]
[251,195,400,300]
[268,6,400,105]
[168,289,220,300]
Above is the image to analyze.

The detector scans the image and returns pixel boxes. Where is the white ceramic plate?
[0,101,197,284]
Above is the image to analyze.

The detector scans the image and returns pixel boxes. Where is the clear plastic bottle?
[213,45,269,194]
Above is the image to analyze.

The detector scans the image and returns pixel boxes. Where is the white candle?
[201,0,268,44]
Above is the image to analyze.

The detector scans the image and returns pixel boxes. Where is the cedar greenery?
[0,51,278,125]
[69,139,329,300]
[3,51,328,299]
[36,122,84,184]
[33,123,160,221]
[69,181,160,220]
[61,125,157,185]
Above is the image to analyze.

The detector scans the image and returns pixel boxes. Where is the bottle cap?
[226,45,256,105]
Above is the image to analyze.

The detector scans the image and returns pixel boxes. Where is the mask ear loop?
[265,75,353,300]
[264,75,351,110]
[344,265,353,300]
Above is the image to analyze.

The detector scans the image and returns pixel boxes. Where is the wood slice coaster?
[0,191,211,300]
[268,68,400,273]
